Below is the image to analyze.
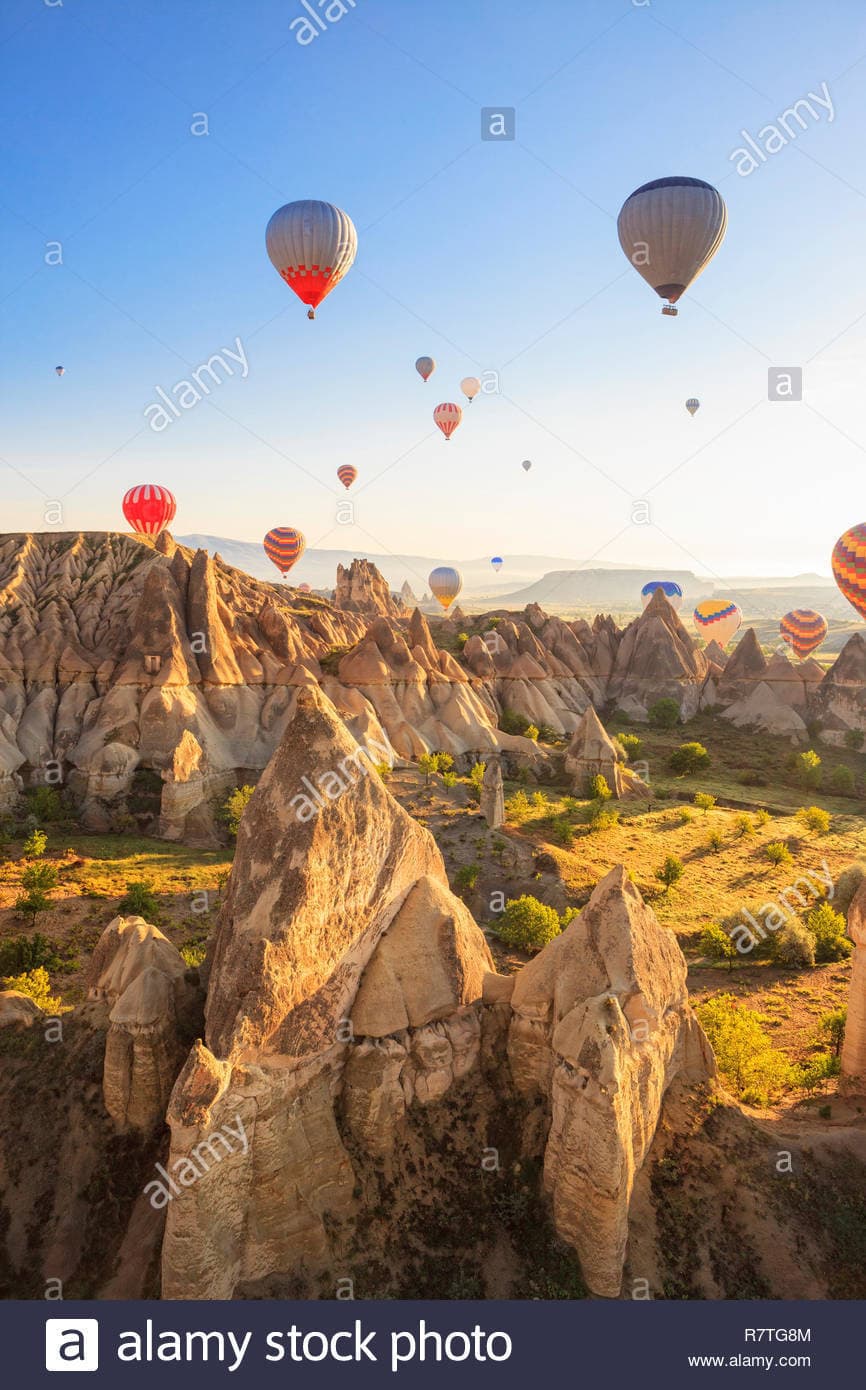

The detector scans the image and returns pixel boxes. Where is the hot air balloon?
[832,523,866,621]
[780,609,828,660]
[263,527,306,575]
[617,177,727,316]
[416,356,435,382]
[337,465,357,490]
[122,484,176,538]
[522,459,532,472]
[491,556,504,573]
[685,398,700,416]
[55,366,65,377]
[641,580,683,612]
[298,583,312,593]
[428,566,462,611]
[265,200,357,320]
[433,402,462,440]
[461,376,481,404]
[693,598,742,648]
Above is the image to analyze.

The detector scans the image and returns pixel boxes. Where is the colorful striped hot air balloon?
[641,580,683,612]
[693,598,742,648]
[122,484,176,538]
[263,527,306,575]
[780,609,828,660]
[832,523,866,621]
[337,465,357,490]
[617,177,727,316]
[428,566,462,611]
[433,403,462,440]
[415,356,435,382]
[265,200,357,319]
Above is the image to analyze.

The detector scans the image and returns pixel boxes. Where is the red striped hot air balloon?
[433,402,462,440]
[780,609,828,660]
[122,484,176,538]
[263,527,306,576]
[832,523,866,621]
[337,465,357,490]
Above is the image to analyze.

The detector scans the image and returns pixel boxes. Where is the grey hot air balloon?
[415,356,435,382]
[521,459,532,472]
[685,397,700,416]
[617,177,727,316]
[265,200,357,320]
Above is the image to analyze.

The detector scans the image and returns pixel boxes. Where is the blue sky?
[1,0,865,579]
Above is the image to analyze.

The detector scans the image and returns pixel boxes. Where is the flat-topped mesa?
[606,587,708,719]
[334,558,407,618]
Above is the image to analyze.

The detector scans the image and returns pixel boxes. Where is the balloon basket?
[662,304,678,316]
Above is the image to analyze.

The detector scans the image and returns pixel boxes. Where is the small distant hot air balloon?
[55,366,65,377]
[122,484,176,538]
[428,566,462,611]
[780,609,828,659]
[433,402,462,440]
[491,556,504,573]
[337,465,357,490]
[263,527,306,576]
[461,376,481,404]
[522,459,532,472]
[265,200,357,319]
[685,398,700,416]
[617,177,727,316]
[416,356,435,382]
[693,598,742,648]
[641,580,683,612]
[832,523,866,621]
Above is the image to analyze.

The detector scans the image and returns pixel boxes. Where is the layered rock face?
[334,558,407,618]
[607,587,709,720]
[841,882,866,1090]
[564,706,650,798]
[161,690,711,1300]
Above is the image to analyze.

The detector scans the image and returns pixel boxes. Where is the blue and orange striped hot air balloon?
[693,597,742,648]
[832,523,866,622]
[780,609,828,660]
[263,527,305,576]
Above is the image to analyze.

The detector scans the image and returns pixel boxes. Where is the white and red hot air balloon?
[122,484,176,538]
[433,402,462,440]
[266,200,357,320]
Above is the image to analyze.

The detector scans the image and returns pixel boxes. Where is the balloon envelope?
[428,566,462,611]
[522,459,532,472]
[461,376,481,402]
[832,523,866,621]
[685,398,700,416]
[780,609,827,659]
[433,402,462,440]
[491,556,504,572]
[122,484,176,538]
[265,200,357,318]
[263,527,306,575]
[641,580,683,612]
[415,356,435,381]
[617,177,727,314]
[55,366,65,376]
[693,598,742,648]
[337,465,357,490]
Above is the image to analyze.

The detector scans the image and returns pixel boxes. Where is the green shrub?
[22,829,48,858]
[805,902,852,962]
[456,632,469,649]
[754,808,771,827]
[699,922,736,969]
[525,724,540,743]
[437,753,455,774]
[26,787,62,823]
[468,762,487,800]
[772,919,816,968]
[551,818,574,848]
[765,841,792,866]
[0,933,59,976]
[679,808,694,824]
[829,764,855,796]
[706,829,724,853]
[495,896,561,952]
[695,994,794,1105]
[694,792,715,813]
[442,771,457,788]
[219,785,255,835]
[505,790,531,823]
[818,1008,847,1056]
[0,966,63,1014]
[455,863,480,893]
[797,1051,839,1090]
[648,698,680,730]
[735,813,755,837]
[586,802,620,833]
[499,709,531,737]
[180,942,207,969]
[796,805,831,834]
[843,729,864,750]
[14,889,52,924]
[118,879,160,921]
[790,749,822,791]
[587,773,612,801]
[656,855,684,891]
[616,733,643,760]
[669,741,711,775]
[375,762,392,781]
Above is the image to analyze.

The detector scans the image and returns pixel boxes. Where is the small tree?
[220,785,255,836]
[796,805,831,834]
[586,802,620,832]
[656,855,684,892]
[765,841,792,866]
[455,863,480,895]
[495,895,561,952]
[706,829,724,853]
[772,919,816,968]
[26,787,62,823]
[437,752,455,774]
[419,753,437,785]
[442,771,457,789]
[699,922,736,970]
[525,724,540,743]
[790,749,822,791]
[818,1007,847,1057]
[469,761,487,800]
[669,741,711,774]
[587,773,612,801]
[15,888,52,925]
[844,729,864,750]
[22,863,58,893]
[735,813,756,837]
[829,764,855,796]
[754,808,771,827]
[505,790,531,823]
[22,829,48,859]
[648,698,680,730]
[805,901,852,962]
[118,879,160,920]
[551,818,574,848]
[616,733,643,761]
[694,792,716,814]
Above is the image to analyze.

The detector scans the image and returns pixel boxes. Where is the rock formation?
[334,558,407,617]
[841,881,866,1090]
[606,588,708,720]
[721,682,807,742]
[479,758,505,828]
[0,991,44,1029]
[564,707,651,799]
